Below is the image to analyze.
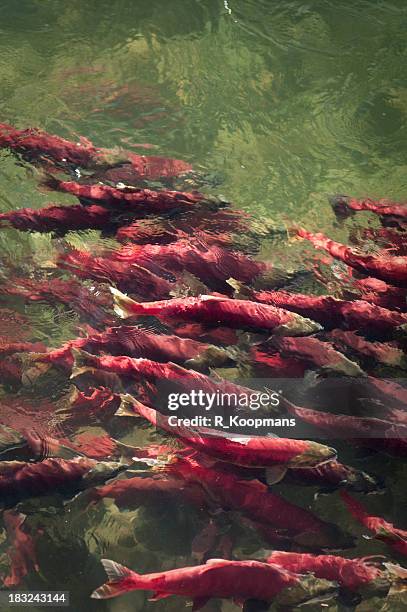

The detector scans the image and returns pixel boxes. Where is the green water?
[0,1,406,611]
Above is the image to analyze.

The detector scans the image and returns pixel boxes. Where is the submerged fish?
[0,122,193,179]
[165,455,352,550]
[2,511,40,587]
[229,280,407,332]
[108,239,297,293]
[91,473,207,510]
[112,289,322,336]
[0,122,102,168]
[0,424,81,462]
[1,277,114,326]
[286,460,382,494]
[54,386,121,427]
[0,203,113,234]
[330,194,407,221]
[57,248,175,300]
[350,277,406,311]
[91,558,338,608]
[118,394,336,484]
[297,228,407,287]
[266,551,396,595]
[71,349,269,414]
[330,329,407,369]
[341,491,407,557]
[0,457,128,507]
[22,325,233,374]
[271,335,365,377]
[279,398,407,457]
[44,176,209,214]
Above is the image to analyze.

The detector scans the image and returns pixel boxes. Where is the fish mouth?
[290,444,337,468]
[275,317,323,337]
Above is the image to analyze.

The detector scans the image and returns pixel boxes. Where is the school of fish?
[0,123,406,610]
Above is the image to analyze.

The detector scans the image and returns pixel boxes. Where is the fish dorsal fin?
[101,559,132,582]
[205,558,229,565]
[200,294,227,302]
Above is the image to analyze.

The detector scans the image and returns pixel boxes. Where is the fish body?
[341,491,407,557]
[112,290,322,336]
[0,457,127,505]
[271,335,364,377]
[0,204,112,233]
[352,277,406,311]
[166,456,350,549]
[72,350,267,413]
[297,228,407,287]
[92,474,207,509]
[266,551,389,593]
[1,277,114,326]
[120,394,336,471]
[330,329,406,369]
[330,194,407,220]
[107,240,270,293]
[55,387,121,426]
[46,177,206,213]
[91,558,337,608]
[250,348,307,377]
[281,399,407,456]
[0,123,99,167]
[28,325,231,372]
[58,249,174,300]
[0,123,193,178]
[3,511,39,587]
[287,460,382,493]
[233,284,407,332]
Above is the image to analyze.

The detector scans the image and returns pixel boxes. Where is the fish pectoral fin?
[266,465,288,485]
[148,591,172,601]
[192,596,210,610]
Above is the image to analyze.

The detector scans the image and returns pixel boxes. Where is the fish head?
[294,524,355,551]
[81,461,129,488]
[290,442,337,468]
[275,316,323,337]
[274,572,338,608]
[0,425,26,457]
[345,469,384,494]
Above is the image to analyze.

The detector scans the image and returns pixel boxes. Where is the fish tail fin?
[226,277,253,298]
[115,393,142,418]
[110,286,138,318]
[111,438,144,464]
[70,348,97,379]
[19,352,52,386]
[91,559,139,599]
